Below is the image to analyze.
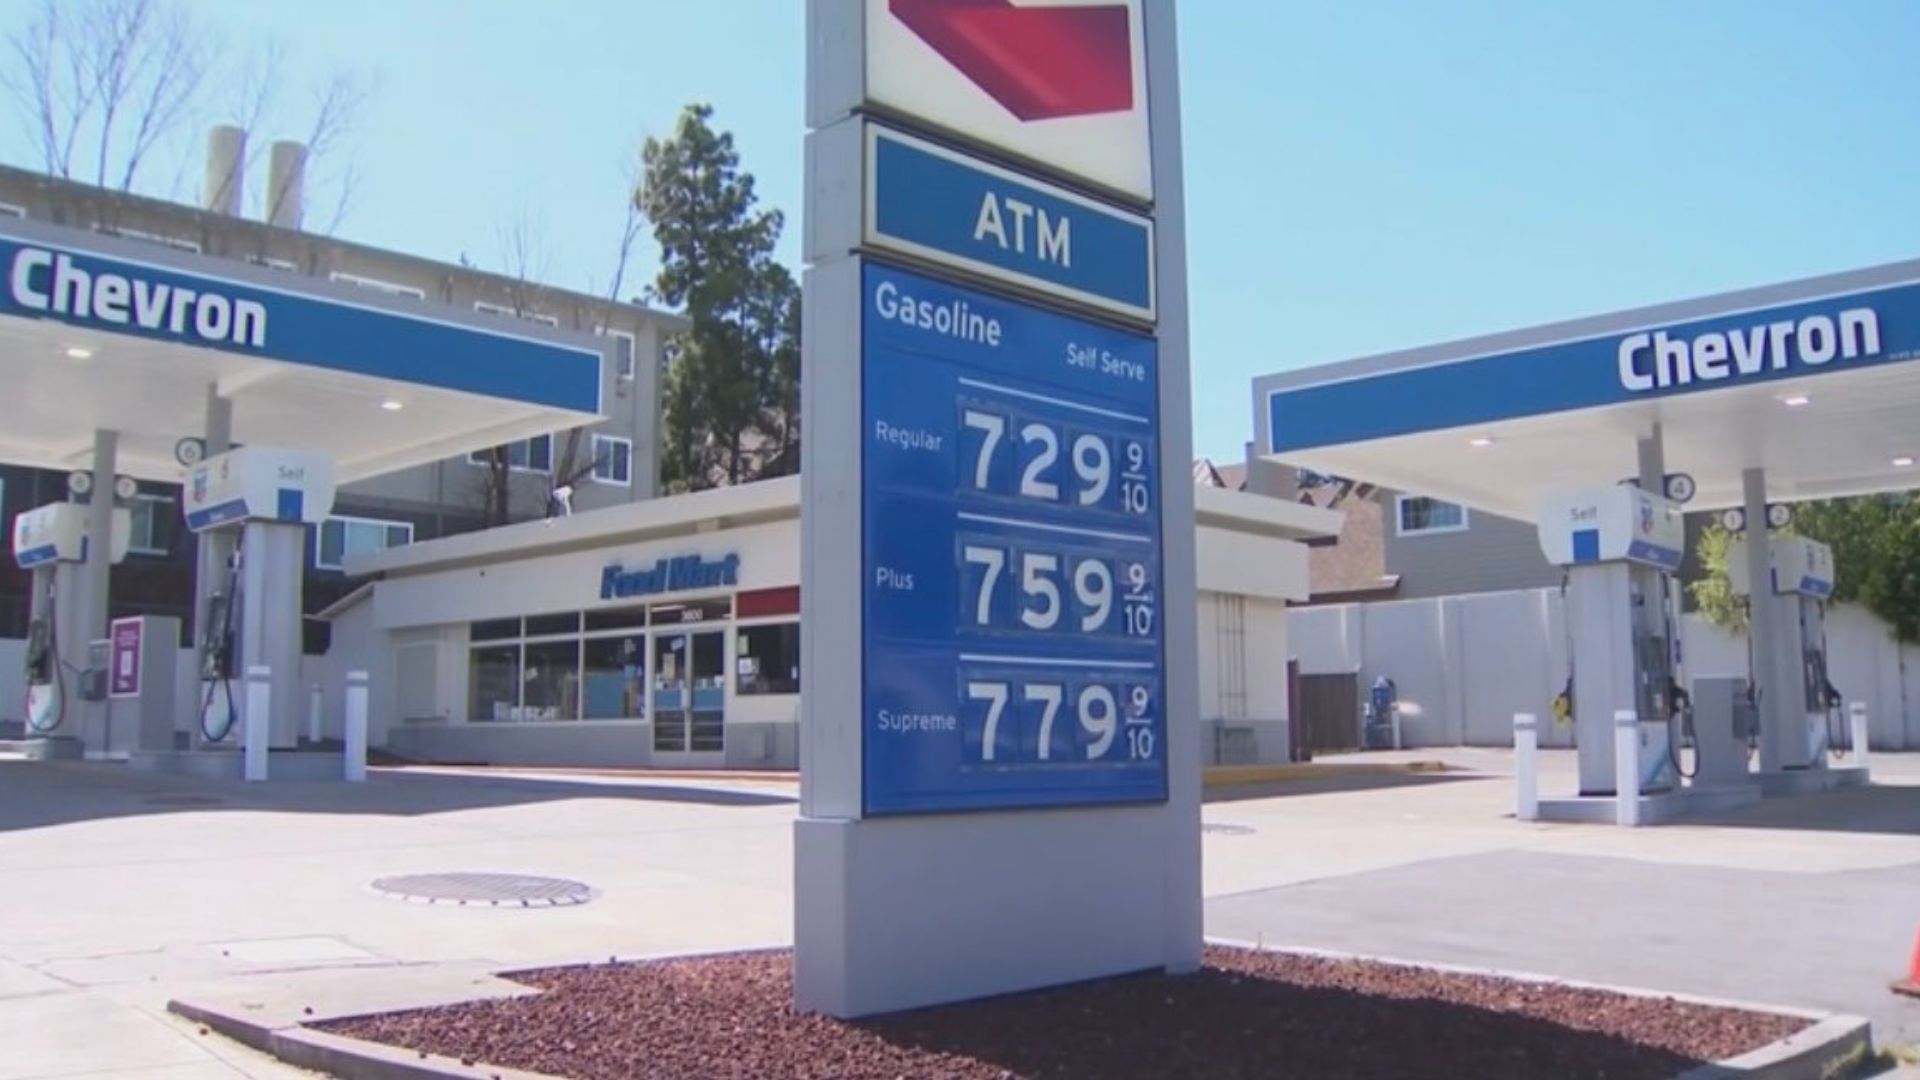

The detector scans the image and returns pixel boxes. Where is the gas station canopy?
[1254,259,1920,521]
[1,218,609,483]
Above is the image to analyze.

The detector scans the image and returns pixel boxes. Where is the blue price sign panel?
[862,262,1165,814]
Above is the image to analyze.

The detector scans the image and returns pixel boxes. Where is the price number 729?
[962,410,1150,515]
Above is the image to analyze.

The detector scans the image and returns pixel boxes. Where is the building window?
[128,493,173,556]
[600,328,637,380]
[1396,495,1469,536]
[316,515,414,570]
[737,622,799,695]
[591,434,632,486]
[474,300,561,327]
[102,226,200,253]
[0,203,25,218]
[466,434,553,474]
[330,271,426,300]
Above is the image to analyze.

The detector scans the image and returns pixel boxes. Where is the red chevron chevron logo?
[890,0,1135,122]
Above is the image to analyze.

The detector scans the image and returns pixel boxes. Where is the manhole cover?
[370,872,594,908]
[143,794,227,807]
[1201,822,1255,836]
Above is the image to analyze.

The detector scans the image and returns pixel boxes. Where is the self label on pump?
[183,446,336,532]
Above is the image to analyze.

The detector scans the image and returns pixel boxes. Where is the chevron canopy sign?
[865,0,1153,200]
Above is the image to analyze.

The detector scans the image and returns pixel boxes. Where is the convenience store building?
[324,474,1336,770]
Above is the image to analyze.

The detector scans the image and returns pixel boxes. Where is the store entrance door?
[652,629,726,765]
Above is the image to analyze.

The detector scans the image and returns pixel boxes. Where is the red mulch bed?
[322,946,1806,1079]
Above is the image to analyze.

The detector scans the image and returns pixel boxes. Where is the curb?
[1209,939,1873,1080]
[176,941,1866,1080]
[169,945,788,1080]
[1203,759,1451,786]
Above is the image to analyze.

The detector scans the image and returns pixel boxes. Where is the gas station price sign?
[861,262,1166,814]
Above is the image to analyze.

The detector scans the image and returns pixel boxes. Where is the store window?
[526,611,581,637]
[592,435,632,486]
[522,639,581,720]
[1395,495,1468,537]
[471,618,520,642]
[469,644,520,721]
[737,623,799,695]
[585,606,647,632]
[128,493,173,556]
[583,634,646,719]
[316,515,413,570]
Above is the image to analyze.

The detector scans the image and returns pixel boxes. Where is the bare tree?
[5,0,371,232]
[3,0,208,192]
[259,70,370,228]
[546,173,648,510]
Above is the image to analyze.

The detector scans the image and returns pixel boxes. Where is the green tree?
[1690,522,1748,634]
[1693,494,1920,642]
[637,104,800,492]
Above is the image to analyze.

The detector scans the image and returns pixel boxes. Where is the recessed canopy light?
[1895,456,1915,468]
[63,345,93,359]
[378,399,405,412]
[1468,436,1495,448]
[1780,393,1811,407]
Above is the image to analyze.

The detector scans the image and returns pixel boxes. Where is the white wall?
[372,519,799,631]
[1292,587,1919,750]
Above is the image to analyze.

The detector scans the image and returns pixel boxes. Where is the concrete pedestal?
[127,749,347,782]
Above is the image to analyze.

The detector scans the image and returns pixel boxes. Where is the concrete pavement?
[2,749,1917,1076]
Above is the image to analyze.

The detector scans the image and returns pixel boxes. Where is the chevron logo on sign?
[890,0,1134,120]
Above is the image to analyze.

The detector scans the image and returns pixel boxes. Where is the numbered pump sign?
[861,264,1166,814]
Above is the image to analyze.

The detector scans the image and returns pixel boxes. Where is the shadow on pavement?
[1204,770,1482,804]
[0,759,795,834]
[1685,782,1920,837]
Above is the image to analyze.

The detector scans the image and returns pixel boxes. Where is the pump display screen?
[860,262,1167,814]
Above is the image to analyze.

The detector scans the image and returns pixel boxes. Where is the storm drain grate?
[1201,822,1256,836]
[370,872,595,908]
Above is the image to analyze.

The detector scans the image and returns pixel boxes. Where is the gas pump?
[181,446,334,750]
[1727,532,1838,770]
[13,498,130,734]
[1536,485,1687,798]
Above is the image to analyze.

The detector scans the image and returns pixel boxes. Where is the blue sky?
[4,1,1917,464]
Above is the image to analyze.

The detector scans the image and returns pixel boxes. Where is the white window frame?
[103,226,200,253]
[1395,495,1470,537]
[465,434,554,475]
[591,433,633,486]
[127,492,173,556]
[474,300,561,327]
[599,328,638,381]
[0,202,24,218]
[330,271,426,300]
[315,514,415,571]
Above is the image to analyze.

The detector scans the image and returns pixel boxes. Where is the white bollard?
[344,671,369,783]
[307,682,323,745]
[1849,701,1870,772]
[244,665,271,782]
[1613,710,1640,827]
[1513,713,1539,821]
